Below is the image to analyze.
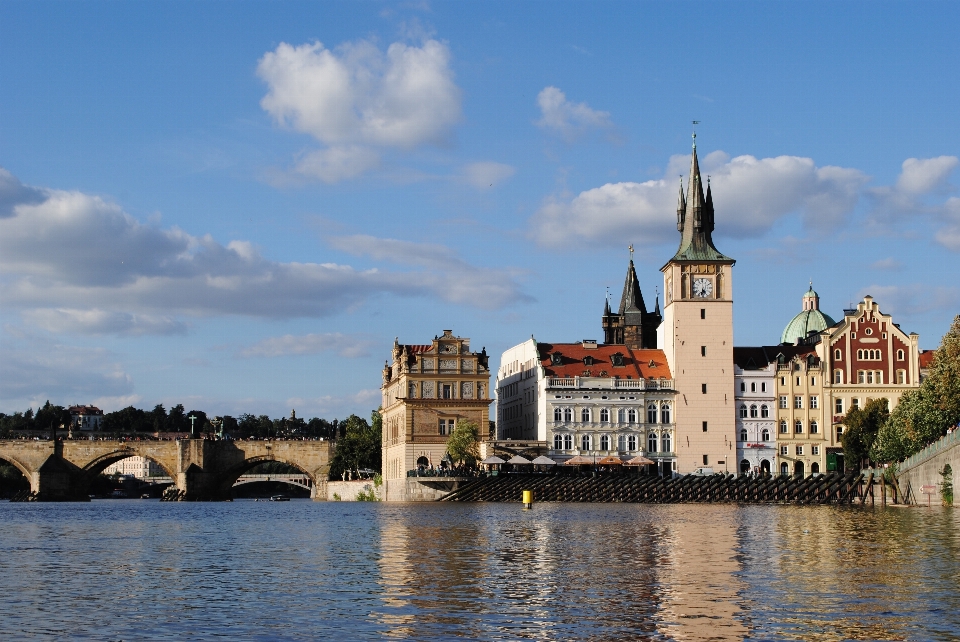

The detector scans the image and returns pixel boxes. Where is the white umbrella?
[531,455,557,466]
[481,455,506,465]
[506,455,532,465]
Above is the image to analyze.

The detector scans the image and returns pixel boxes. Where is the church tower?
[602,257,661,349]
[658,133,737,474]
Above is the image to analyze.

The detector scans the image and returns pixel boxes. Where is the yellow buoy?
[522,489,533,509]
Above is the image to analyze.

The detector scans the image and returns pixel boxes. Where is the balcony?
[548,377,674,391]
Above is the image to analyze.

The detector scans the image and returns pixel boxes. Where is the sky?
[2,1,959,421]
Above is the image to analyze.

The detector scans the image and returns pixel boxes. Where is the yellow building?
[773,346,829,476]
[381,330,492,501]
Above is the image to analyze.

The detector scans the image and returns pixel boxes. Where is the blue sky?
[2,1,958,420]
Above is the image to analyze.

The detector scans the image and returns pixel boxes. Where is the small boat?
[269,494,290,502]
[140,493,151,499]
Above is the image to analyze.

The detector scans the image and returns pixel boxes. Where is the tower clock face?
[692,278,713,298]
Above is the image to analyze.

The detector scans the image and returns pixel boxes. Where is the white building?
[733,348,777,475]
[497,338,678,476]
[103,457,166,479]
[69,405,103,431]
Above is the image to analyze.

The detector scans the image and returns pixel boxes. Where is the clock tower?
[658,134,737,474]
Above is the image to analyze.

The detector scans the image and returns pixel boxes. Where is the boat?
[140,493,151,499]
[269,494,290,502]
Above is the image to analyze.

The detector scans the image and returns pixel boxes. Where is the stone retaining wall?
[897,431,959,505]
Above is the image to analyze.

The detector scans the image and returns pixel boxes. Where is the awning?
[596,456,623,465]
[531,455,557,466]
[480,455,506,465]
[506,455,532,465]
[564,455,595,465]
[624,455,655,466]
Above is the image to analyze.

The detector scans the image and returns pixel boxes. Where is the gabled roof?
[536,343,672,379]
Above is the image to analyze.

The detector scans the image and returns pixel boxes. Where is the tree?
[34,401,70,434]
[151,404,167,432]
[168,404,188,433]
[841,398,889,470]
[328,410,382,480]
[939,464,954,506]
[871,315,960,463]
[446,419,480,467]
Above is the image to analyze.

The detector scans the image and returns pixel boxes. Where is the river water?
[0,500,957,641]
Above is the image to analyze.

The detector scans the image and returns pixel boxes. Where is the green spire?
[668,138,734,264]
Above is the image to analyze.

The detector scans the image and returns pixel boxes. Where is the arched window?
[661,433,672,453]
[563,407,572,422]
[600,434,610,450]
[760,405,769,418]
[628,434,637,451]
[554,434,564,450]
[647,403,657,424]
[617,434,626,451]
[628,408,636,423]
[810,420,819,434]
[795,419,803,433]
[857,349,863,359]
[897,349,904,360]
[761,428,770,441]
[780,420,788,434]
[781,462,789,476]
[750,382,756,392]
[739,404,748,418]
[581,434,591,451]
[811,462,820,473]
[563,434,573,450]
[600,408,609,422]
[835,349,841,360]
[648,432,658,453]
[740,459,751,474]
[750,405,758,418]
[617,408,625,423]
[661,404,671,424]
[740,428,748,442]
[554,407,562,422]
[581,408,590,423]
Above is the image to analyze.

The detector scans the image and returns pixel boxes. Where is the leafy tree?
[102,406,153,433]
[446,419,480,466]
[872,315,960,463]
[34,401,70,434]
[168,404,188,433]
[328,410,382,480]
[841,398,889,470]
[151,404,167,432]
[940,464,954,506]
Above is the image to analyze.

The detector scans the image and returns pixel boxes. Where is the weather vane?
[628,244,634,261]
[692,120,700,146]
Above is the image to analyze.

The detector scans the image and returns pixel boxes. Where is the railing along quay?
[442,471,864,504]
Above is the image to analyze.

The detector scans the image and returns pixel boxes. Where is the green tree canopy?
[446,419,480,466]
[328,410,382,480]
[841,398,889,470]
[871,315,960,463]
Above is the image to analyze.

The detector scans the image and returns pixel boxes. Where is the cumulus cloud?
[858,284,960,318]
[240,333,373,359]
[531,151,867,248]
[258,38,461,182]
[0,169,47,218]
[0,169,530,336]
[536,86,613,140]
[461,161,515,188]
[329,234,533,308]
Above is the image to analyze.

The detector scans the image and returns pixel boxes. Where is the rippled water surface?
[1,500,958,640]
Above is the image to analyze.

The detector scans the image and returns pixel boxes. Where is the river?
[1,500,957,641]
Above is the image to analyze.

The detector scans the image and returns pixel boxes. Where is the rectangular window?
[443,384,452,399]
[702,421,708,432]
[834,370,842,384]
[779,396,788,409]
[702,455,709,465]
[812,445,820,455]
[811,377,816,386]
[700,308,706,319]
[852,398,860,410]
[858,371,865,384]
[701,346,707,357]
[781,376,786,386]
[835,398,844,414]
[761,382,767,392]
[740,382,745,392]
[897,370,906,384]
[702,383,707,394]
[795,396,803,409]
[796,445,804,456]
[796,376,801,386]
[751,382,756,392]
[780,445,788,455]
[810,396,819,409]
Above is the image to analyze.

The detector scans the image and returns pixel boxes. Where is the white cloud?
[0,169,530,337]
[895,156,958,194]
[870,258,903,271]
[461,161,515,188]
[0,168,46,218]
[329,234,532,309]
[257,38,461,182]
[858,284,960,318]
[240,333,373,359]
[531,151,867,248]
[536,86,613,140]
[22,309,187,336]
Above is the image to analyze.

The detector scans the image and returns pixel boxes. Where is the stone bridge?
[0,439,332,501]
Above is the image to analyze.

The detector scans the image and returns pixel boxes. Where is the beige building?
[658,136,737,474]
[773,346,829,476]
[381,330,492,501]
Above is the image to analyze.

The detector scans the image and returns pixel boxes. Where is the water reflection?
[0,501,957,640]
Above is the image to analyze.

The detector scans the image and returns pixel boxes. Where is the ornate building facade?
[380,330,492,500]
[733,348,777,474]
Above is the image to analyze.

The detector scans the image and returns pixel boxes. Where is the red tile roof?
[919,349,936,369]
[536,343,672,379]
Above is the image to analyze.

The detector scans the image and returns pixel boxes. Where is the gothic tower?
[658,133,737,474]
[602,259,662,349]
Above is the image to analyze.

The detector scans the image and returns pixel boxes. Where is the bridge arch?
[82,450,177,480]
[215,454,321,498]
[0,454,34,480]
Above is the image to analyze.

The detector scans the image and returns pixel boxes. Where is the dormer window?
[551,352,563,366]
[583,355,595,366]
[648,360,657,368]
[611,352,625,367]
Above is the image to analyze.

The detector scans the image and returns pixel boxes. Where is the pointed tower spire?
[676,176,686,232]
[704,175,715,233]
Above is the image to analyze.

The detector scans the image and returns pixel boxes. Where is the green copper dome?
[781,285,836,344]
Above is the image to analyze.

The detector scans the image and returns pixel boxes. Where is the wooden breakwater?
[442,471,864,504]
